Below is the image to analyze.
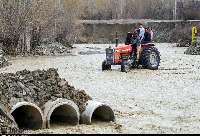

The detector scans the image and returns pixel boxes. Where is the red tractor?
[102,32,161,72]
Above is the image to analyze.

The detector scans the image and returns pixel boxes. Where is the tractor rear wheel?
[141,47,160,70]
[102,60,111,71]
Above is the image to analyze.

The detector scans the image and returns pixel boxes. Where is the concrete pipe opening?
[11,102,44,130]
[92,105,115,122]
[50,104,79,127]
[44,99,80,128]
[81,101,115,125]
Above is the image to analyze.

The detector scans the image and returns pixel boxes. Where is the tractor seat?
[141,43,155,46]
[125,32,133,45]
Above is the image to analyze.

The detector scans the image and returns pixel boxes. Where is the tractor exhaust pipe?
[10,102,45,130]
[80,100,115,125]
[115,32,119,47]
[43,99,80,129]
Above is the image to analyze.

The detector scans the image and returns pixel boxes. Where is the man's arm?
[139,28,145,41]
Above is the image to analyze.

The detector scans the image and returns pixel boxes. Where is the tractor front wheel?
[102,60,111,71]
[121,60,132,72]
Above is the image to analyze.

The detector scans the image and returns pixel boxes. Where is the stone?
[0,48,9,69]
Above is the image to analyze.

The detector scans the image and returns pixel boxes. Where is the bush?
[170,26,192,47]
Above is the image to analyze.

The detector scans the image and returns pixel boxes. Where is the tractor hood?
[114,44,132,53]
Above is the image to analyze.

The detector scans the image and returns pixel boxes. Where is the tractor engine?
[106,44,133,65]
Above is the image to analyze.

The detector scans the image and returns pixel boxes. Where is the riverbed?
[1,43,200,134]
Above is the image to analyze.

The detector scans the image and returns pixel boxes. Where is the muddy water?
[1,43,200,134]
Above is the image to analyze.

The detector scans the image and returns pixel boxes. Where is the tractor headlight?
[107,55,113,59]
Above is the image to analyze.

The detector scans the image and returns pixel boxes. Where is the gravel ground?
[1,43,200,134]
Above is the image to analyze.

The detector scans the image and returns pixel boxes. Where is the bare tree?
[78,0,175,20]
[0,0,80,55]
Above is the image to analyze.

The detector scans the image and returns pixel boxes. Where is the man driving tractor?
[131,22,152,64]
[130,30,141,64]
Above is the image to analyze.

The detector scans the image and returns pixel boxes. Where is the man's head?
[137,21,144,28]
[145,27,151,32]
[132,31,138,38]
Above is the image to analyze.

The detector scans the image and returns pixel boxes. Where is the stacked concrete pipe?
[10,102,45,130]
[4,99,115,130]
[8,99,80,130]
[80,100,115,125]
[43,98,80,129]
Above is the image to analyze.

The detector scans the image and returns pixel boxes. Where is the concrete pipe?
[80,100,115,125]
[10,102,45,130]
[44,98,80,129]
[0,104,18,128]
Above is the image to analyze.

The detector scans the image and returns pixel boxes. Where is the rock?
[35,42,72,56]
[185,45,200,55]
[0,68,92,112]
[0,106,19,134]
[0,48,9,69]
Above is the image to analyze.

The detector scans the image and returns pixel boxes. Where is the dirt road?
[1,43,200,134]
